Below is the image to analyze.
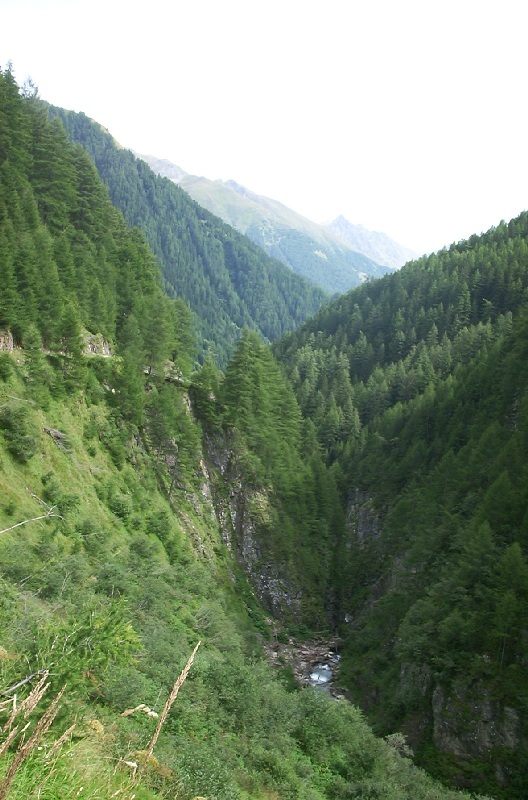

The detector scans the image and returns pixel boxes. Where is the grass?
[0,643,201,800]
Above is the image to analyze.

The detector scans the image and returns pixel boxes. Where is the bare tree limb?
[0,492,63,536]
[0,508,63,536]
[0,670,50,698]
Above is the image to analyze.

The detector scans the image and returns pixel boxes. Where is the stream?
[309,654,341,691]
[264,635,345,697]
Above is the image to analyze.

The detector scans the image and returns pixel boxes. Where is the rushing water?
[309,654,341,692]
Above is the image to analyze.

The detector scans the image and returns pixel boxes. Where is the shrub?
[0,353,14,382]
[0,405,38,463]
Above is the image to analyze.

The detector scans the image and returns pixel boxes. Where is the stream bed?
[264,636,345,697]
[309,654,341,691]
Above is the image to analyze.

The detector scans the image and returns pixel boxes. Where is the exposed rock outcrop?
[203,434,302,619]
[0,330,14,352]
[82,331,112,357]
[432,680,521,760]
[346,488,383,545]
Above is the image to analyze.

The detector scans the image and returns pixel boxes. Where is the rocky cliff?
[201,433,302,620]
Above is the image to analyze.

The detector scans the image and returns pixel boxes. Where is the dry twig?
[0,684,65,800]
[144,641,200,763]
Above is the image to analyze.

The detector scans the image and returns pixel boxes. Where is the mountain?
[138,155,394,294]
[326,214,419,268]
[46,107,328,367]
[274,214,528,797]
[0,65,478,800]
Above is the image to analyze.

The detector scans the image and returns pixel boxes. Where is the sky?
[1,0,527,255]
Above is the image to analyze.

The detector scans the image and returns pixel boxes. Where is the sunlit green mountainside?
[46,107,327,367]
[139,155,395,294]
[326,215,418,268]
[274,216,528,797]
[0,65,483,800]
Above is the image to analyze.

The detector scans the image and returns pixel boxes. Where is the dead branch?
[0,493,63,536]
[121,704,158,719]
[0,508,63,535]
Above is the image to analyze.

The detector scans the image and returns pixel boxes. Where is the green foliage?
[0,403,38,462]
[189,356,223,427]
[0,353,14,382]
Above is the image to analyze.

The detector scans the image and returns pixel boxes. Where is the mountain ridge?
[326,214,419,268]
[138,153,400,294]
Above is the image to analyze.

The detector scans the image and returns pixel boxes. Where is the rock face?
[346,488,383,545]
[203,434,302,619]
[228,484,302,617]
[326,215,418,268]
[82,331,112,356]
[0,330,14,351]
[432,680,521,759]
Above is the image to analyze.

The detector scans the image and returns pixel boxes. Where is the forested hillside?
[0,65,486,800]
[46,105,328,366]
[274,217,528,797]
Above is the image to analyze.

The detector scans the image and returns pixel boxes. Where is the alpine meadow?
[0,64,527,800]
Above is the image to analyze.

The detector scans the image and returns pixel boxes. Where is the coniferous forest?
[0,64,527,800]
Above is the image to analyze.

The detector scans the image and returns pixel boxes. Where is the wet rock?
[263,635,345,696]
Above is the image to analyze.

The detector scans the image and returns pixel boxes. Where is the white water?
[309,654,341,691]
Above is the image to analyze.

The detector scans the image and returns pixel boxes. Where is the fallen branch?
[0,506,63,536]
[0,493,63,536]
[0,670,50,699]
[121,703,159,719]
[6,394,37,406]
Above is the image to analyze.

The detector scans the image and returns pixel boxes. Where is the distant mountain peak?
[224,179,244,192]
[136,154,188,185]
[326,216,418,269]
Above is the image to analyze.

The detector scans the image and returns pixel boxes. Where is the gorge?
[0,64,527,800]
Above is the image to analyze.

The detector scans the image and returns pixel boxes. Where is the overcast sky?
[2,0,527,255]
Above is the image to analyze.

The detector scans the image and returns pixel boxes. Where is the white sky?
[2,0,527,255]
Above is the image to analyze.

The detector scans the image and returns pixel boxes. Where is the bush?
[41,472,79,514]
[108,492,132,520]
[0,353,14,381]
[0,404,38,463]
